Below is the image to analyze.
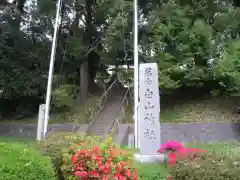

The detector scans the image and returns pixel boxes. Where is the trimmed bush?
[168,152,240,180]
[37,132,100,179]
[0,141,55,180]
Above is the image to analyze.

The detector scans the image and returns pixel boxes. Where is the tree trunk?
[79,60,89,104]
[73,0,91,104]
[78,0,94,104]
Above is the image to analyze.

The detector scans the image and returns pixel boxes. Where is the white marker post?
[37,104,45,141]
[134,63,164,163]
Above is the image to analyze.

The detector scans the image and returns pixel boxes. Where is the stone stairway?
[86,90,125,139]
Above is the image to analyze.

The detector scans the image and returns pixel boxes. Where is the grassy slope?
[0,93,102,124]
[3,93,239,125]
[121,97,240,123]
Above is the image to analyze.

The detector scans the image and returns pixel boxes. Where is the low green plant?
[0,141,55,180]
[37,132,100,179]
[169,152,240,180]
[136,164,167,180]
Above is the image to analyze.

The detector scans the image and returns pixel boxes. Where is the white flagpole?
[133,0,139,148]
[43,0,62,137]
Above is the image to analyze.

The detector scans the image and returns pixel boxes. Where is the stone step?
[86,90,126,139]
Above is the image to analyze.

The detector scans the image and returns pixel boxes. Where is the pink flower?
[158,140,208,167]
[168,147,208,166]
[157,141,184,153]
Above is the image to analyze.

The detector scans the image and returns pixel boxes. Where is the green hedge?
[0,141,56,180]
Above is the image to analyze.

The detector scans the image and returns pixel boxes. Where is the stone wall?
[2,122,240,144]
[117,123,240,146]
[0,123,88,140]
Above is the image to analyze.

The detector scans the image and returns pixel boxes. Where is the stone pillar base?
[133,153,166,164]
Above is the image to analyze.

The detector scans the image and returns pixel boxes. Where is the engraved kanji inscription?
[145,88,153,98]
[145,67,153,77]
[145,77,152,84]
[145,101,154,109]
[144,113,155,125]
[144,128,156,140]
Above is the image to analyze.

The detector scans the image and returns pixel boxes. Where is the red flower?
[70,145,137,180]
[99,163,111,174]
[115,174,127,180]
[106,157,112,164]
[124,169,131,177]
[96,160,102,167]
[114,165,129,180]
[74,163,85,171]
[72,155,78,164]
[103,174,109,180]
[75,149,88,157]
[94,155,104,161]
[169,152,177,165]
[74,171,88,177]
[89,170,100,178]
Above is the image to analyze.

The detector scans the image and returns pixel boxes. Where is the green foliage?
[52,84,78,108]
[2,0,240,119]
[168,152,240,180]
[144,0,240,94]
[214,40,240,94]
[0,141,55,180]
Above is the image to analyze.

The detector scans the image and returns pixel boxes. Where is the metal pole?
[133,0,139,148]
[43,0,62,137]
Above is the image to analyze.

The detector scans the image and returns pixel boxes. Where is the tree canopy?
[0,0,240,118]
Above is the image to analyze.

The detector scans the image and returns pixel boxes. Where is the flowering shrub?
[167,152,240,180]
[167,148,208,166]
[158,141,240,180]
[37,132,100,179]
[62,137,138,180]
[157,141,209,180]
[157,141,208,166]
